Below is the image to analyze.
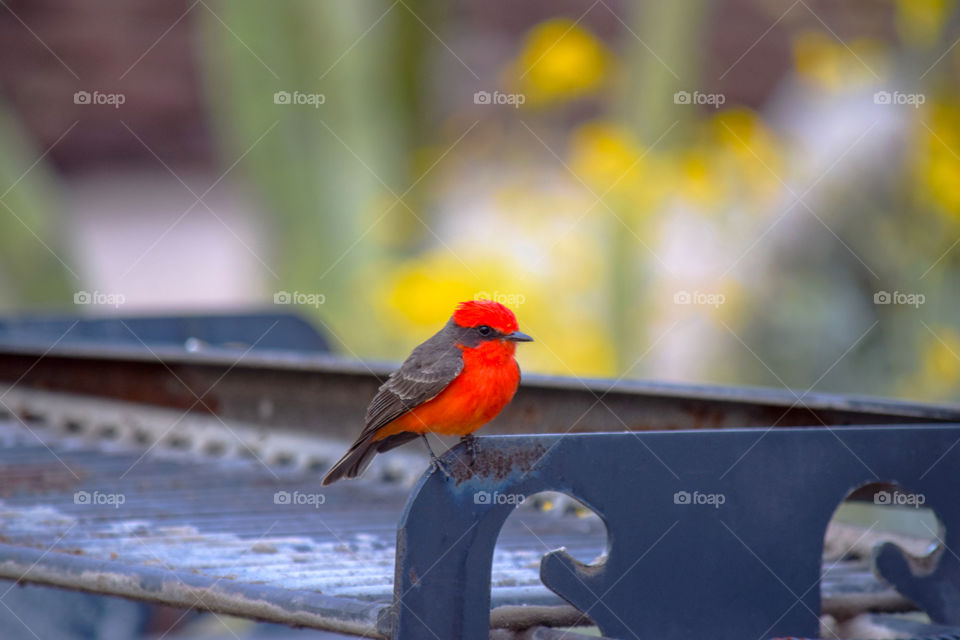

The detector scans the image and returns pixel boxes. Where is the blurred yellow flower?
[568,111,782,216]
[792,31,887,91]
[926,328,960,383]
[895,0,954,46]
[511,19,611,106]
[377,246,616,377]
[569,122,645,192]
[384,258,487,328]
[900,326,960,400]
[672,109,783,211]
[677,148,722,208]
[710,109,783,206]
[915,101,960,219]
[568,121,672,214]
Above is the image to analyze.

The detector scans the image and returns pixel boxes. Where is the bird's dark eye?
[477,325,493,337]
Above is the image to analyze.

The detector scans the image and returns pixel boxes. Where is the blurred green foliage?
[198,1,437,340]
[0,103,73,309]
[2,0,960,403]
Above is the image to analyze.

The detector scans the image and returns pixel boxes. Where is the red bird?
[321,300,532,485]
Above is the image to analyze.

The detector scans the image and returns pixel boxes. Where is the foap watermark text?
[274,291,325,308]
[674,290,725,308]
[875,490,925,508]
[74,290,125,308]
[674,490,725,508]
[874,91,925,108]
[674,91,725,108]
[74,490,125,508]
[474,91,525,108]
[274,490,326,508]
[475,291,526,306]
[474,491,525,505]
[274,90,325,108]
[74,90,125,109]
[874,290,924,308]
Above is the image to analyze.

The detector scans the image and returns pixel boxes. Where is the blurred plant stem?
[609,1,707,371]
[624,0,708,142]
[609,222,640,374]
[199,1,430,345]
[0,103,72,309]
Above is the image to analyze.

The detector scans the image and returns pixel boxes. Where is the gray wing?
[361,326,465,438]
[320,323,467,485]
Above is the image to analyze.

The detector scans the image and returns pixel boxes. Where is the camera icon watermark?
[474,490,525,505]
[874,490,925,508]
[873,290,925,308]
[274,290,325,308]
[73,90,125,109]
[673,91,725,109]
[74,490,125,508]
[673,490,725,508]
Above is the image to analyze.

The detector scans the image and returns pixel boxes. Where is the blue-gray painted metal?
[0,312,329,352]
[392,427,960,640]
[875,535,960,624]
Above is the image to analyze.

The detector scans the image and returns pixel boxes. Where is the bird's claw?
[430,455,454,479]
[421,434,453,480]
[460,434,480,462]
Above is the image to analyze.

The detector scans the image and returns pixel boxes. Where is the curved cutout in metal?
[392,427,960,640]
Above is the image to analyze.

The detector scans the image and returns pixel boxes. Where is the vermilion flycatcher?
[321,300,532,485]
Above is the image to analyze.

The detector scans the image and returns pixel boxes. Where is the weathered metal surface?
[0,418,926,638]
[1,342,959,446]
[393,428,960,640]
[0,542,382,635]
[0,420,606,634]
[0,313,329,353]
[825,613,960,639]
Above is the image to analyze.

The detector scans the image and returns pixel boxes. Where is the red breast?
[374,324,523,439]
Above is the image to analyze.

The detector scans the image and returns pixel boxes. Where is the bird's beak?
[504,331,533,342]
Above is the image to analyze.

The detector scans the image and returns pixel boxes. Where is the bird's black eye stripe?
[477,325,493,337]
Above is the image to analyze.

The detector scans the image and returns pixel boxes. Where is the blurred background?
[1,0,960,401]
[1,3,960,639]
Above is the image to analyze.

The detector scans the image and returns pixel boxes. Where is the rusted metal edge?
[0,542,386,637]
[1,343,958,442]
[1,340,958,418]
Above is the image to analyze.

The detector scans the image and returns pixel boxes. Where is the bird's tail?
[321,431,419,485]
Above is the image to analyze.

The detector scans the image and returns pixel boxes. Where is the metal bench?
[1,314,960,638]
